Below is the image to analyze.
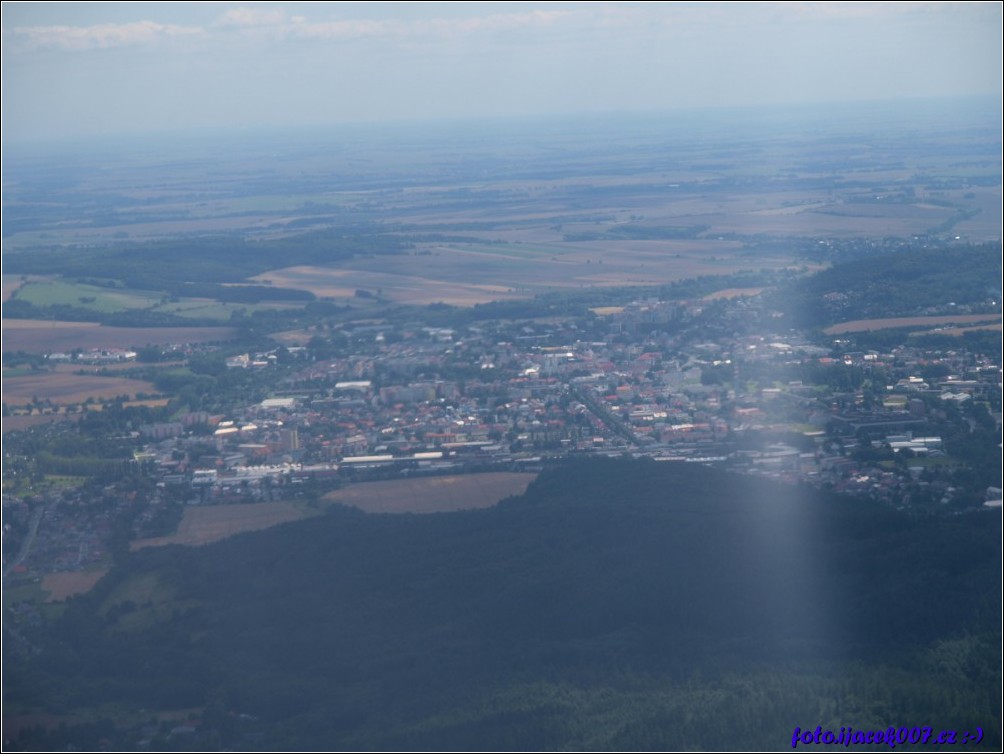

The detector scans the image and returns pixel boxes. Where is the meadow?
[12,279,161,313]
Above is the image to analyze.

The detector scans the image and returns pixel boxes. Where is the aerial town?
[5,286,999,585]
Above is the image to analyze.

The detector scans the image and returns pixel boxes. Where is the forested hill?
[6,460,1000,751]
[775,243,1001,328]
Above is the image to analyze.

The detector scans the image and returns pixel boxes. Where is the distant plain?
[3,99,1000,403]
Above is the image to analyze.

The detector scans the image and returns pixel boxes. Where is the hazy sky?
[2,1,1001,141]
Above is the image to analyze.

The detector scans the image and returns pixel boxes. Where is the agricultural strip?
[702,287,766,300]
[323,472,536,514]
[922,323,1003,337]
[252,238,796,305]
[1,414,80,434]
[3,374,159,406]
[132,502,307,549]
[824,314,1002,335]
[251,265,526,306]
[42,570,109,602]
[1,320,238,354]
[132,473,537,550]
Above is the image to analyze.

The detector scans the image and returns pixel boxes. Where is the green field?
[8,278,308,324]
[41,475,90,489]
[2,580,46,609]
[13,280,161,313]
[150,299,300,321]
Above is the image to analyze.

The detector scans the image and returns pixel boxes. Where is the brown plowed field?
[324,472,536,514]
[132,501,306,549]
[42,570,109,601]
[132,473,537,550]
[2,319,238,353]
[3,373,158,405]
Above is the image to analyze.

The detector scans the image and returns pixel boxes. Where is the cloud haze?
[2,2,1000,141]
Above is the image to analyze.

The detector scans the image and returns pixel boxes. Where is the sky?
[2,1,1001,141]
